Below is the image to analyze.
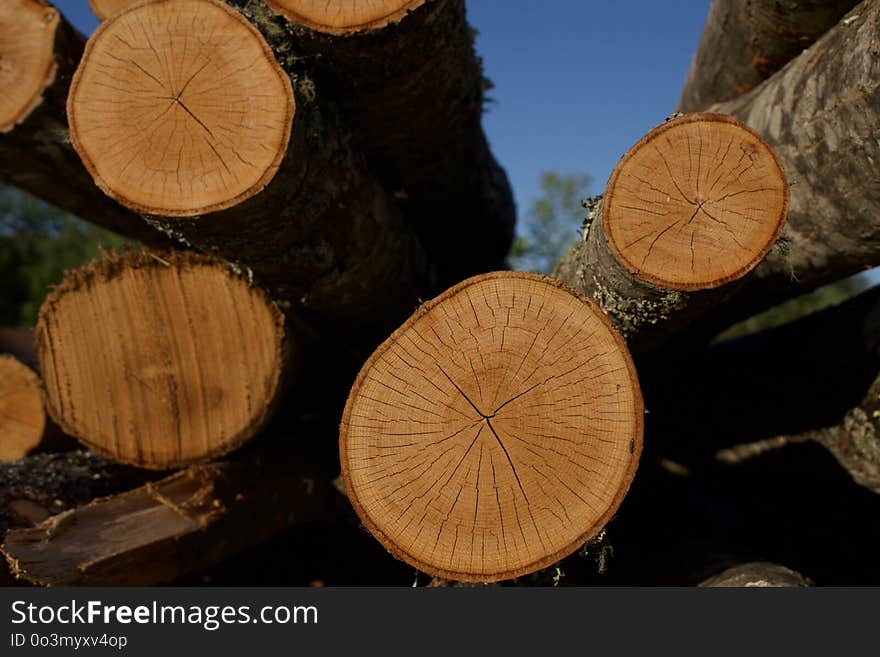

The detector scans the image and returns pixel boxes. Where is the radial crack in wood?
[0,355,46,462]
[0,0,59,133]
[340,272,643,582]
[36,250,291,469]
[265,0,426,32]
[68,0,294,216]
[604,113,788,291]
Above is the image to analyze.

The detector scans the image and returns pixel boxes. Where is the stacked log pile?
[0,0,877,586]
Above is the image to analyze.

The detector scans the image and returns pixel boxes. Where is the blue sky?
[54,0,710,221]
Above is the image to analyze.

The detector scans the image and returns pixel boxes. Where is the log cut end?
[266,0,428,33]
[604,113,788,291]
[0,0,59,133]
[36,251,289,470]
[88,0,138,22]
[0,355,46,462]
[340,272,643,582]
[68,0,294,216]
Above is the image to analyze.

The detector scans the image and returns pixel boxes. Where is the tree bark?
[677,0,860,113]
[0,1,173,248]
[67,0,428,342]
[553,113,788,350]
[698,562,813,587]
[248,0,516,288]
[694,1,880,334]
[1,438,342,586]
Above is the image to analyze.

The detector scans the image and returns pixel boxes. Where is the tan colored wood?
[88,0,140,21]
[36,251,290,470]
[0,0,60,132]
[604,113,788,291]
[265,0,427,33]
[340,272,643,582]
[0,355,46,462]
[68,0,294,216]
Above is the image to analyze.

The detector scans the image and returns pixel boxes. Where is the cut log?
[340,272,643,582]
[36,250,293,469]
[554,113,788,348]
[691,1,880,334]
[698,562,813,587]
[87,0,136,21]
[0,355,46,462]
[0,1,172,247]
[252,0,516,287]
[677,0,859,113]
[68,0,427,337]
[1,438,342,586]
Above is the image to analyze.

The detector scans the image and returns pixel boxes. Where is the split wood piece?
[252,0,516,287]
[698,562,813,587]
[68,0,426,335]
[554,113,788,348]
[0,355,46,462]
[0,1,173,247]
[36,250,292,470]
[0,449,155,583]
[1,441,342,586]
[340,272,643,582]
[677,0,859,113]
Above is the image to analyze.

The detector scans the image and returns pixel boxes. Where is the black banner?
[0,587,875,655]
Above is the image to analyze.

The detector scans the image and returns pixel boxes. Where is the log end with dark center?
[68,0,294,216]
[0,0,59,133]
[604,113,788,291]
[265,0,428,33]
[36,250,289,470]
[340,272,643,582]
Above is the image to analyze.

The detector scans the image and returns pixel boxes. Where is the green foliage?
[0,184,133,327]
[508,171,591,274]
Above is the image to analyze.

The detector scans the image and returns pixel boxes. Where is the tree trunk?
[677,0,860,113]
[2,441,342,586]
[67,0,428,342]
[553,113,788,350]
[249,0,516,288]
[35,250,295,470]
[0,1,173,248]
[698,562,813,587]
[693,1,880,335]
[340,271,643,582]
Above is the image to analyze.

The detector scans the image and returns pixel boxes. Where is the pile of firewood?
[0,0,877,586]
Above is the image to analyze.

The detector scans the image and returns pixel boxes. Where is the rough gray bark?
[554,198,735,350]
[699,1,880,330]
[0,4,172,248]
[677,0,859,113]
[243,0,515,288]
[559,2,879,349]
[698,562,813,587]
